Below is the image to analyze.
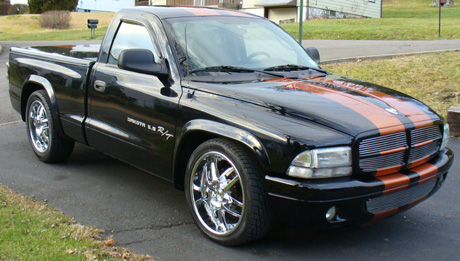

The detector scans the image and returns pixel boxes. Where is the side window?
[108,22,158,65]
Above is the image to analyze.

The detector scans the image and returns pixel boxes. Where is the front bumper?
[265,148,454,228]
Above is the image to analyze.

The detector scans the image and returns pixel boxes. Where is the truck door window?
[108,22,158,65]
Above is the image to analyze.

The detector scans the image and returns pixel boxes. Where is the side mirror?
[306,47,321,64]
[118,49,168,76]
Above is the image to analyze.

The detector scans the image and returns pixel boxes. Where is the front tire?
[26,90,74,162]
[185,138,272,246]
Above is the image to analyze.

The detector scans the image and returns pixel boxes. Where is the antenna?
[184,24,190,87]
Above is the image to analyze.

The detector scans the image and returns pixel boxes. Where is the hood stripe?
[309,77,434,128]
[266,78,405,135]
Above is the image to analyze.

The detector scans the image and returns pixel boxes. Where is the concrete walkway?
[303,39,460,63]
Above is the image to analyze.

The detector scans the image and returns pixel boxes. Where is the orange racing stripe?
[266,78,405,135]
[375,165,403,177]
[310,77,434,128]
[411,163,438,181]
[377,173,410,194]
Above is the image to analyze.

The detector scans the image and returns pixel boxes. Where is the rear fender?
[22,75,66,138]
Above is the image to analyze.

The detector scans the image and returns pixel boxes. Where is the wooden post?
[299,0,304,44]
[439,0,442,37]
[306,0,309,20]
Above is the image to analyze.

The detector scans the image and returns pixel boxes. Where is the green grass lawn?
[323,50,460,118]
[281,0,460,40]
[0,26,108,41]
[0,0,458,41]
[0,12,113,41]
[0,184,150,260]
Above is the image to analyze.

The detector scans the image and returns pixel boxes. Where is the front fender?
[172,119,272,189]
[180,119,271,168]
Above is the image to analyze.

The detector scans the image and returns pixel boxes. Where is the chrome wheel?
[28,99,50,153]
[190,151,244,236]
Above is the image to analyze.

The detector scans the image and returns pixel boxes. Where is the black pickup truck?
[7,6,454,245]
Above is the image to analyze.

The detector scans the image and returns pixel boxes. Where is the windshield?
[164,16,319,77]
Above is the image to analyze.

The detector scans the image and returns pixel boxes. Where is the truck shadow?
[64,143,438,258]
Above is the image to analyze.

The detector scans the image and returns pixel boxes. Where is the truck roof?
[123,6,259,19]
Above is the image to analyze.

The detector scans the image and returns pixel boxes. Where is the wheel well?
[173,131,267,190]
[174,131,218,190]
[21,83,44,121]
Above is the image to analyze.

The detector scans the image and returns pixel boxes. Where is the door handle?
[94,80,106,92]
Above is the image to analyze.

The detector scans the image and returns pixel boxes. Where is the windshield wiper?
[190,66,285,78]
[190,66,254,74]
[264,64,328,74]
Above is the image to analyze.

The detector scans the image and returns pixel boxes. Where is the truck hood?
[191,75,441,136]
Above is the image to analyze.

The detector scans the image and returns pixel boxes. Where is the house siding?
[308,0,381,18]
[150,0,168,5]
[77,0,135,12]
[242,0,260,9]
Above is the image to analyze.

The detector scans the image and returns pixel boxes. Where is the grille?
[359,132,406,156]
[360,151,405,172]
[409,142,439,163]
[358,125,442,174]
[366,179,436,214]
[411,126,442,146]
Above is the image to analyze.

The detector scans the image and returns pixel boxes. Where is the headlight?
[441,123,450,150]
[286,146,352,179]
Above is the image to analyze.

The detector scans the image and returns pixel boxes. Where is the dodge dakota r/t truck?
[7,6,454,245]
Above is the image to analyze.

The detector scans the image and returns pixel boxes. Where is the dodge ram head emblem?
[386,107,399,115]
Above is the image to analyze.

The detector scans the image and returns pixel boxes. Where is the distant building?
[10,0,28,4]
[148,0,382,24]
[77,0,382,23]
[76,0,135,12]
[253,0,383,24]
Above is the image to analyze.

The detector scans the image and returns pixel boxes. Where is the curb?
[321,49,460,64]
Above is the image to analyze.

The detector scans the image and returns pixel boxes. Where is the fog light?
[326,206,337,222]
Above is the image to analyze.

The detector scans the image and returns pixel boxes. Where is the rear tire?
[185,138,273,246]
[25,90,74,163]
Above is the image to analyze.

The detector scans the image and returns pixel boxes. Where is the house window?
[369,0,376,2]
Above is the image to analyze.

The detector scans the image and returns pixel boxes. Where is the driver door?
[85,20,178,180]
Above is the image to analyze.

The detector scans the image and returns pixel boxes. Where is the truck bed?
[8,44,100,144]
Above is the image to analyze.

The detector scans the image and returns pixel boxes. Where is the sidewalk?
[303,39,460,63]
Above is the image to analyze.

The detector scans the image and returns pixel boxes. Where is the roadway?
[0,41,459,260]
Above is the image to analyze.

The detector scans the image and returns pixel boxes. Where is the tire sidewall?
[185,139,257,245]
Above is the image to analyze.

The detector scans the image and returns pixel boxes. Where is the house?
[76,0,381,23]
[148,0,382,24]
[251,0,383,23]
[10,0,28,4]
[76,0,135,12]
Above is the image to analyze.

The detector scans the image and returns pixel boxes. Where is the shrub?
[8,4,29,15]
[38,11,71,29]
[0,2,11,16]
[29,0,78,14]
